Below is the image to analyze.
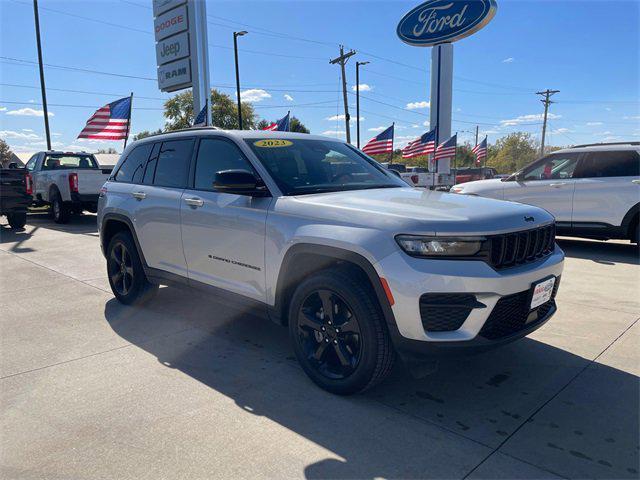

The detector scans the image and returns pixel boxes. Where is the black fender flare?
[100,213,148,268]
[272,243,398,333]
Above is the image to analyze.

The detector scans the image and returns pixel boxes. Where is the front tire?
[107,231,158,305]
[288,269,395,395]
[7,212,27,229]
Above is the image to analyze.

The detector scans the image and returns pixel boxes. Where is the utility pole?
[233,31,248,129]
[355,61,369,148]
[330,45,356,143]
[536,89,560,156]
[474,125,479,145]
[33,0,51,150]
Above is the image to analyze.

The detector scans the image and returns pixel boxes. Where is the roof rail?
[570,141,640,148]
[139,126,221,140]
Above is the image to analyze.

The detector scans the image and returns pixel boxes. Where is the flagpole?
[123,92,133,151]
[389,122,394,164]
[287,111,290,132]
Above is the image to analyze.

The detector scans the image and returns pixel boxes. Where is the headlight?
[395,235,484,257]
[450,186,464,193]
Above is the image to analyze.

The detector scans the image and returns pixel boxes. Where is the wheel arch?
[271,244,397,332]
[621,202,640,239]
[100,213,148,268]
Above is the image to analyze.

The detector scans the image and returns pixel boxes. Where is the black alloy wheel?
[297,289,362,379]
[108,241,134,296]
[106,231,158,305]
[289,269,395,395]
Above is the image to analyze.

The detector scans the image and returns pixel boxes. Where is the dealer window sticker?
[253,139,293,148]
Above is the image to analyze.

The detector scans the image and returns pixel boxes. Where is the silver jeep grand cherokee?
[98,129,564,395]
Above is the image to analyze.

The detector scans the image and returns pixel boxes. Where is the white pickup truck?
[25,151,113,223]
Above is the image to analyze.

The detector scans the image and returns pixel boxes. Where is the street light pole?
[33,0,51,150]
[355,61,369,149]
[233,31,247,129]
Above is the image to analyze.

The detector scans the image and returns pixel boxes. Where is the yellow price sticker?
[253,139,293,148]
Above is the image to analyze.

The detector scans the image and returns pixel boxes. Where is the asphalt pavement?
[1,212,638,479]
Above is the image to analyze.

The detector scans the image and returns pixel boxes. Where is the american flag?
[193,100,208,127]
[402,128,436,159]
[262,112,290,131]
[434,134,457,161]
[77,96,131,140]
[362,124,394,155]
[472,136,488,166]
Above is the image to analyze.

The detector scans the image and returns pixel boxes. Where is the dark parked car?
[0,164,33,229]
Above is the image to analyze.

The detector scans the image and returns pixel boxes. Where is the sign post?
[153,0,210,126]
[397,0,497,179]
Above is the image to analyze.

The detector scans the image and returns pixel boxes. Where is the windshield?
[245,138,406,195]
[42,154,98,170]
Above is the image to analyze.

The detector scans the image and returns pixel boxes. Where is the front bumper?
[374,246,564,361]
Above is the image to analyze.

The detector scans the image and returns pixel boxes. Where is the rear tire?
[7,212,27,229]
[51,191,69,224]
[107,231,158,305]
[288,269,395,395]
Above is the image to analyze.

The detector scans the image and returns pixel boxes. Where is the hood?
[453,178,505,194]
[275,187,554,236]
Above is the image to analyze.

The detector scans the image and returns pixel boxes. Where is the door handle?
[632,179,640,185]
[184,197,204,207]
[549,183,567,188]
[132,191,146,200]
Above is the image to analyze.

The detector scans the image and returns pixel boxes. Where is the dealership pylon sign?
[153,0,210,125]
[397,0,497,176]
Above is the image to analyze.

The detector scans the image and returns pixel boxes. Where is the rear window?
[576,151,640,178]
[42,154,98,170]
[152,139,194,188]
[114,144,152,183]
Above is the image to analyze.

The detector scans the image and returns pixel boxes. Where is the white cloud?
[623,115,640,120]
[605,107,612,111]
[406,101,430,110]
[240,89,271,103]
[423,120,430,127]
[368,126,386,132]
[586,122,603,126]
[322,130,346,137]
[283,94,294,101]
[325,114,364,122]
[64,144,90,151]
[0,130,40,140]
[411,124,420,128]
[551,127,573,134]
[351,83,372,92]
[0,107,6,112]
[481,130,500,135]
[597,131,613,136]
[500,113,560,126]
[52,132,63,137]
[502,57,514,63]
[5,108,54,117]
[21,128,34,132]
[27,140,63,147]
[602,136,621,142]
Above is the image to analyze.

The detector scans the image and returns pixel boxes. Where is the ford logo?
[397,0,498,47]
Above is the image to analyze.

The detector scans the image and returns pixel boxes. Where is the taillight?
[99,184,108,197]
[411,175,419,184]
[25,173,33,195]
[68,172,79,193]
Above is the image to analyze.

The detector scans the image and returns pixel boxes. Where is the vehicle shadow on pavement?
[0,224,38,253]
[557,238,639,266]
[103,287,639,479]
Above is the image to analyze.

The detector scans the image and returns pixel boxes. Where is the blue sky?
[1,0,638,154]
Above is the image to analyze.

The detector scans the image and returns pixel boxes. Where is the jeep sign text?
[156,31,190,66]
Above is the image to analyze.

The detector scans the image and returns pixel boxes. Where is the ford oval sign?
[397,0,497,47]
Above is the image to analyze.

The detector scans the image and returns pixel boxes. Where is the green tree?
[132,129,163,141]
[97,147,118,154]
[0,138,14,168]
[164,89,256,130]
[486,132,539,174]
[454,143,476,168]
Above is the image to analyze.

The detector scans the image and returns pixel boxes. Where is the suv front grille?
[479,276,561,340]
[419,293,485,332]
[488,224,556,270]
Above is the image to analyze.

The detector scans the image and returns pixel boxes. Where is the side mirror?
[514,172,525,181]
[213,169,269,196]
[8,162,19,169]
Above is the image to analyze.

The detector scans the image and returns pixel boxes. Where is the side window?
[114,144,152,183]
[193,138,256,191]
[25,155,38,172]
[575,151,640,178]
[523,154,579,181]
[152,139,194,188]
[142,143,161,185]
